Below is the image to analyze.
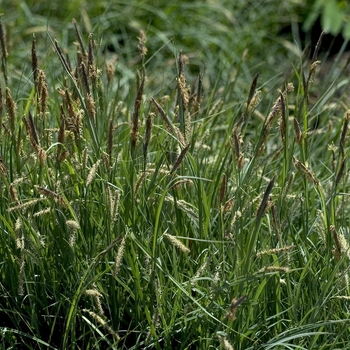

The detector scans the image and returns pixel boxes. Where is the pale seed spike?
[163,232,190,253]
[113,236,126,277]
[137,29,147,59]
[184,111,192,143]
[86,159,101,186]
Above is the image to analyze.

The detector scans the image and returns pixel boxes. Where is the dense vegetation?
[1,1,350,349]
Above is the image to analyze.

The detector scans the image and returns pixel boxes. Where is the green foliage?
[0,1,350,349]
[302,0,350,39]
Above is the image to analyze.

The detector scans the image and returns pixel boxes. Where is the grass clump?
[1,2,350,349]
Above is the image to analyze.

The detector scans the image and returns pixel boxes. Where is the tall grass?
[1,1,350,349]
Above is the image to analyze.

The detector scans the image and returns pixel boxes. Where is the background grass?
[1,0,350,349]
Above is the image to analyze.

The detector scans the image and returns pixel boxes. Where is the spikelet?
[86,93,96,120]
[191,259,208,285]
[7,198,44,212]
[88,34,97,83]
[145,307,160,344]
[226,295,247,321]
[246,72,260,114]
[163,232,190,253]
[331,225,342,261]
[169,143,190,175]
[80,62,90,94]
[184,111,192,144]
[57,116,69,163]
[259,266,290,273]
[82,309,119,340]
[86,159,101,186]
[66,220,80,247]
[0,156,6,176]
[178,51,190,112]
[292,157,319,186]
[106,60,116,84]
[137,29,148,59]
[33,207,51,217]
[151,97,186,146]
[37,69,48,117]
[108,187,120,230]
[14,217,22,234]
[35,186,66,207]
[256,245,295,257]
[84,289,104,316]
[218,336,234,350]
[25,111,39,150]
[258,83,294,154]
[170,179,194,190]
[113,236,126,277]
[270,200,280,237]
[18,258,25,296]
[293,118,302,144]
[9,184,19,203]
